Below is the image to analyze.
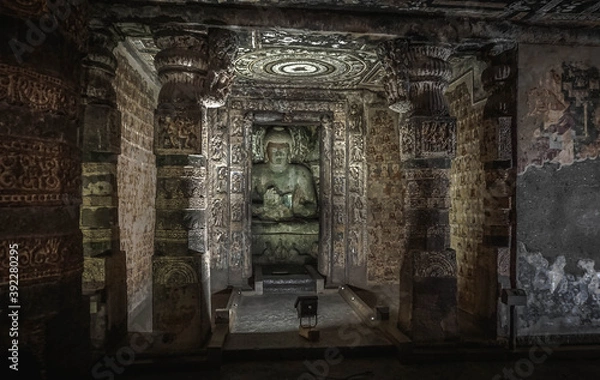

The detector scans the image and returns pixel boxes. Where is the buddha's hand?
[263,188,282,208]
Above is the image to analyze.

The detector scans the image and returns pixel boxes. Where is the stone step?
[255,264,322,295]
[262,275,316,294]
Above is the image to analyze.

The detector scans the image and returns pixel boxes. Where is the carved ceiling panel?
[127,30,386,90]
[118,0,600,91]
[234,47,381,89]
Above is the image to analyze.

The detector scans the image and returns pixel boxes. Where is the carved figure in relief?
[349,166,361,190]
[216,167,228,193]
[231,172,244,193]
[348,103,364,134]
[211,129,225,161]
[212,199,225,227]
[231,201,243,222]
[232,145,245,164]
[352,196,365,224]
[251,127,317,221]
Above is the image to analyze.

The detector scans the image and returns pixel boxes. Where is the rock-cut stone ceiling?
[102,0,600,90]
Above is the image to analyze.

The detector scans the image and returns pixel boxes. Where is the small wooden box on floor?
[299,326,320,341]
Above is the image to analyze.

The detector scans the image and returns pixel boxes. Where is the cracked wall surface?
[518,44,600,337]
[517,160,600,336]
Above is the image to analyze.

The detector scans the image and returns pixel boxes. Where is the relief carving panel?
[0,64,78,114]
[0,233,83,285]
[155,112,202,154]
[0,137,81,206]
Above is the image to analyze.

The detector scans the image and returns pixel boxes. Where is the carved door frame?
[207,98,361,290]
[247,112,333,275]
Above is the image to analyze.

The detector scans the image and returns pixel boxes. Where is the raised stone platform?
[251,221,319,265]
[254,264,324,295]
[223,289,403,359]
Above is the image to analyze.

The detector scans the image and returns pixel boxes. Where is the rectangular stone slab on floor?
[226,292,394,353]
[231,292,361,333]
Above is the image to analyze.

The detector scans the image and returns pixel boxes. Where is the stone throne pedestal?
[251,220,319,266]
[251,220,322,294]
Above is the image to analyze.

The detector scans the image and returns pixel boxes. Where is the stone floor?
[122,354,600,380]
[224,289,398,354]
[231,291,363,333]
[112,287,600,380]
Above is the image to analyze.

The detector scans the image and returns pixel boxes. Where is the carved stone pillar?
[152,26,209,347]
[0,1,90,377]
[152,26,237,345]
[80,27,127,353]
[379,39,458,342]
[480,43,517,338]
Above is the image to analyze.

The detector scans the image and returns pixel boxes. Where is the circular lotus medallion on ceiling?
[234,48,370,85]
[265,59,336,77]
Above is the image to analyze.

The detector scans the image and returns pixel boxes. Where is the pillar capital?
[153,27,209,107]
[379,38,454,117]
[81,27,120,107]
[152,25,238,109]
[203,27,239,108]
[481,42,517,119]
[405,41,454,117]
[377,38,411,114]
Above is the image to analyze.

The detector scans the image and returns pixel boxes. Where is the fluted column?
[0,1,90,377]
[152,25,237,346]
[379,39,458,342]
[480,43,517,338]
[80,27,127,353]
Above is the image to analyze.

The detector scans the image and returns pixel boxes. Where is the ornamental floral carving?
[0,64,77,114]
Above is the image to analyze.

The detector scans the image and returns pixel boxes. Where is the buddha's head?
[263,127,292,171]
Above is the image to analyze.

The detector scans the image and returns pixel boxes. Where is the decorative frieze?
[401,118,456,159]
[0,233,83,285]
[0,136,81,206]
[0,63,78,114]
[413,250,457,278]
[230,99,344,113]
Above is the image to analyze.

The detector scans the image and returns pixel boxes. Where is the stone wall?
[0,3,90,376]
[517,44,600,339]
[366,106,403,284]
[448,77,489,322]
[114,47,158,329]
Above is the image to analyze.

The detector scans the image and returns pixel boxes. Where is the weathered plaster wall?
[114,47,158,329]
[366,106,403,284]
[517,44,600,337]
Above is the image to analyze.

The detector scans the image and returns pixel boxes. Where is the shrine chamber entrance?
[249,123,323,293]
